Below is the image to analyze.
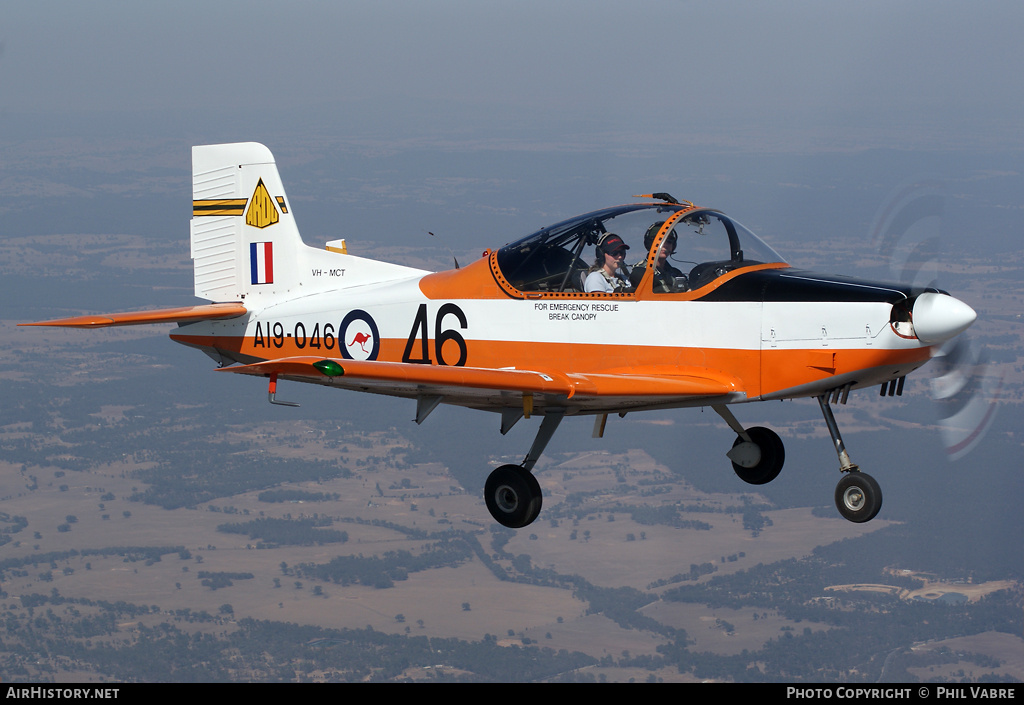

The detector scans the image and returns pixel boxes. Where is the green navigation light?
[313,360,345,377]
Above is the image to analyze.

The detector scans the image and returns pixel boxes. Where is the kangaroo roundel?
[340,310,380,361]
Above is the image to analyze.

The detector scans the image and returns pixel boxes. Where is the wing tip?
[18,316,117,328]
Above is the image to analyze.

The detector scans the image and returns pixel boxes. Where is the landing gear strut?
[483,410,562,528]
[817,393,883,523]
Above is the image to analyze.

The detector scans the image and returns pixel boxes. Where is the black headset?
[595,232,627,259]
[643,221,675,255]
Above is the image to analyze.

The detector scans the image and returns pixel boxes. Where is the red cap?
[601,234,629,252]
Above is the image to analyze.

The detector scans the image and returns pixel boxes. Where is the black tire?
[484,465,543,528]
[834,472,883,523]
[731,426,785,485]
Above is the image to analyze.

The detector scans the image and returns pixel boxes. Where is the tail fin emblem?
[246,178,280,229]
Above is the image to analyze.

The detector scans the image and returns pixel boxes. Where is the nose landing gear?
[818,391,883,523]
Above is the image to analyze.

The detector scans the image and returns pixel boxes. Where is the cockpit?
[494,203,786,296]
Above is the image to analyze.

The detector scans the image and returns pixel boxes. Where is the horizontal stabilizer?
[19,303,247,328]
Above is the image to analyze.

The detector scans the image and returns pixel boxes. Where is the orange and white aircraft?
[23,142,978,528]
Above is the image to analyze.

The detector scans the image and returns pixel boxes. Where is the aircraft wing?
[218,356,739,410]
[18,303,247,328]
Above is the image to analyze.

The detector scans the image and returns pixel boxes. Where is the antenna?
[426,230,460,269]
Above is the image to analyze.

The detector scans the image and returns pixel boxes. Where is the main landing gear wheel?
[730,426,785,485]
[834,472,883,523]
[484,464,543,529]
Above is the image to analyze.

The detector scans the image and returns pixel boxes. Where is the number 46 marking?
[402,303,468,366]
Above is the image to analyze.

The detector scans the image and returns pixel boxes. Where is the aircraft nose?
[912,292,977,344]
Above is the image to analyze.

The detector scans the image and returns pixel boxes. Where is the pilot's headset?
[595,232,629,260]
[644,222,678,255]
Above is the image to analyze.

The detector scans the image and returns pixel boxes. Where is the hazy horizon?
[3,2,1023,153]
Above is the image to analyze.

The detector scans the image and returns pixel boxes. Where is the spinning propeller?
[869,181,1001,461]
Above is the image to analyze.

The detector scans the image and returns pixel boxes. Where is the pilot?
[630,222,687,293]
[584,234,632,293]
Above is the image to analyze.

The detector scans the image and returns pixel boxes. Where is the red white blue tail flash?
[250,242,274,285]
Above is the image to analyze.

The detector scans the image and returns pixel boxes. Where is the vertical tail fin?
[191,142,304,303]
[190,142,428,304]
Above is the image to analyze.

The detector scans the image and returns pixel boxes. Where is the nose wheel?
[484,464,543,528]
[834,471,883,523]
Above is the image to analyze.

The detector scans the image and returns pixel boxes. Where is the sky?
[3,1,1023,152]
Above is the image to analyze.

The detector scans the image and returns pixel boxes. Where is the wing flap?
[568,371,738,397]
[19,303,247,328]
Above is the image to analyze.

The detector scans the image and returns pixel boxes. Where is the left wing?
[218,356,740,411]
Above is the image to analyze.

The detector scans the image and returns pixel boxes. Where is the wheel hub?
[494,485,519,513]
[842,486,866,512]
[726,440,761,469]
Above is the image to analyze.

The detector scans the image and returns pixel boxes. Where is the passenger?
[584,234,632,293]
[630,222,687,293]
